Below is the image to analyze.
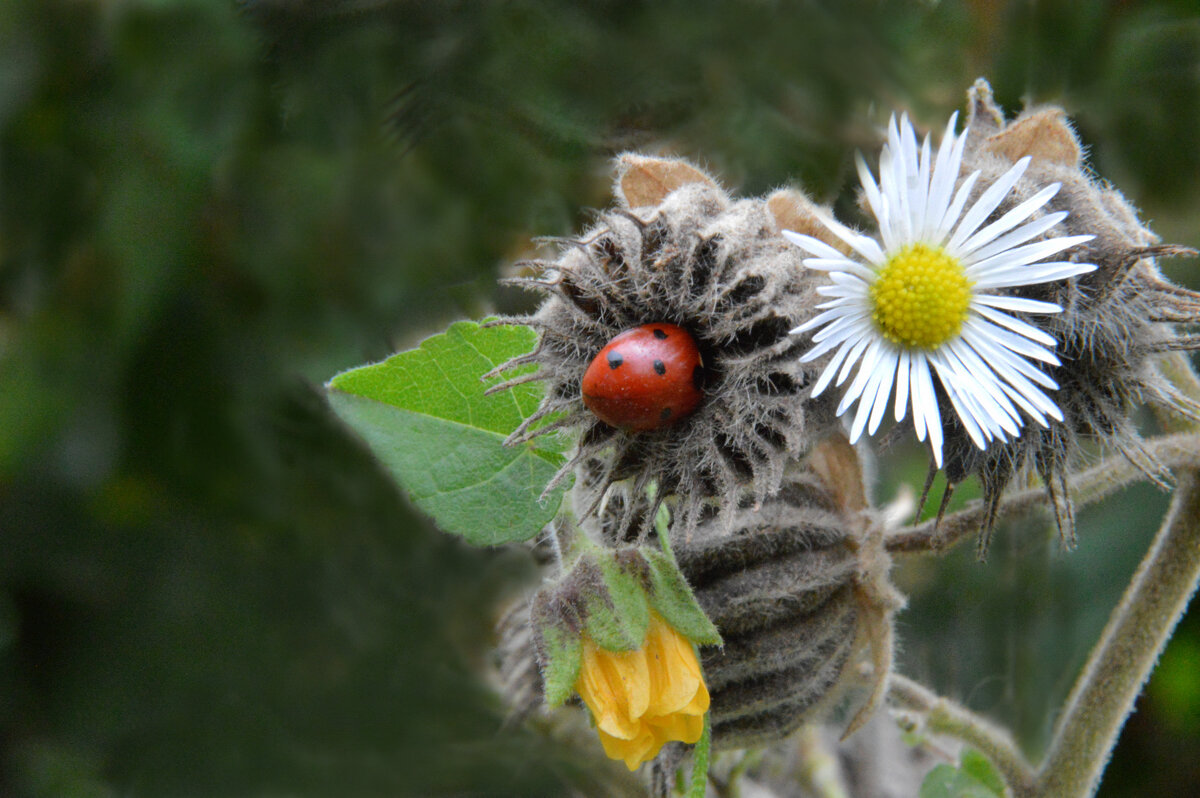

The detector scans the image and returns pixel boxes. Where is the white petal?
[856,151,886,224]
[868,349,899,434]
[966,235,1095,280]
[938,344,1019,438]
[836,334,875,386]
[962,211,1070,266]
[947,156,1031,251]
[894,349,911,422]
[961,331,1061,423]
[913,354,944,464]
[830,271,874,290]
[971,306,1060,351]
[935,169,982,240]
[973,294,1063,315]
[911,132,932,237]
[821,214,887,265]
[953,182,1061,258]
[803,316,872,360]
[930,358,988,449]
[810,339,856,398]
[924,112,962,227]
[943,340,1023,436]
[976,261,1097,289]
[838,338,884,415]
[802,257,878,282]
[794,305,860,335]
[815,296,864,310]
[782,230,844,258]
[960,323,1059,390]
[809,310,871,344]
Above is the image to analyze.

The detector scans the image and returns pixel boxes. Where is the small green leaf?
[540,624,583,708]
[642,548,722,646]
[919,750,1007,798]
[584,552,650,652]
[327,320,567,545]
[960,750,1006,796]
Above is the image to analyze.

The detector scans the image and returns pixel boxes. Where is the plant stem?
[885,432,1200,555]
[890,674,1035,795]
[1032,472,1200,797]
[794,726,850,798]
[687,714,712,798]
[1033,353,1200,797]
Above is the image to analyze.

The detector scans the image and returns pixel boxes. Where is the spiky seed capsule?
[932,79,1200,553]
[490,154,843,540]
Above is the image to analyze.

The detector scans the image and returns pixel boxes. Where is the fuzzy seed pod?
[489,155,840,540]
[927,79,1200,551]
[676,437,901,750]
[496,437,903,760]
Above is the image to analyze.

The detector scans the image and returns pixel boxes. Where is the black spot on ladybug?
[652,328,668,340]
[660,407,672,421]
[607,351,624,369]
[653,360,666,375]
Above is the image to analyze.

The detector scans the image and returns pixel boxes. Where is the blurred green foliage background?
[1,1,1197,795]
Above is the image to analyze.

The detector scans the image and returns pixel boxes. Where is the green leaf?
[960,749,1006,796]
[919,750,1006,798]
[327,320,567,545]
[642,548,722,646]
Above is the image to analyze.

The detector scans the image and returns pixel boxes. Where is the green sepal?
[582,551,650,652]
[641,547,722,646]
[529,588,583,708]
[540,623,583,708]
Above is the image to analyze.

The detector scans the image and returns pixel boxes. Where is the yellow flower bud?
[574,612,709,770]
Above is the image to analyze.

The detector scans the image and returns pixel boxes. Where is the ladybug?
[581,323,704,432]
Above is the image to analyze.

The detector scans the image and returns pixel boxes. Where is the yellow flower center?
[869,243,973,350]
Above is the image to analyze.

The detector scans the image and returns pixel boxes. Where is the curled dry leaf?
[615,153,715,209]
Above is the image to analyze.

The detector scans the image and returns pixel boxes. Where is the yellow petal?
[598,725,659,771]
[644,617,703,716]
[681,675,710,716]
[673,711,705,745]
[600,644,651,723]
[577,642,641,739]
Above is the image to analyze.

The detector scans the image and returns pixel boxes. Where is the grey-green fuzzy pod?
[676,456,889,750]
[931,80,1200,552]
[489,155,840,541]
[498,442,901,758]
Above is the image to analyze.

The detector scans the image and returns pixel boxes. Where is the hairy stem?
[1032,472,1200,797]
[1033,353,1200,797]
[890,674,1035,795]
[794,726,850,798]
[687,715,712,798]
[886,432,1200,556]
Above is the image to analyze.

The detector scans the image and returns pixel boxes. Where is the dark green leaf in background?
[327,320,567,545]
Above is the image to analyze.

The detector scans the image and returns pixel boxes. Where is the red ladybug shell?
[581,323,704,432]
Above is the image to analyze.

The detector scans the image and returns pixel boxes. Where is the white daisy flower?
[783,113,1096,466]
